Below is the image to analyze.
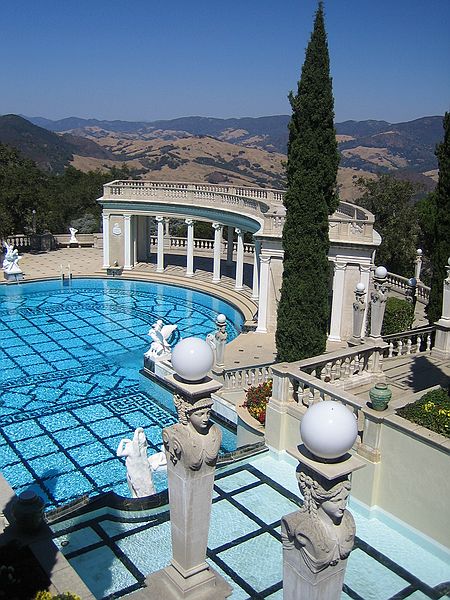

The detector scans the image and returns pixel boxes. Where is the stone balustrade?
[4,234,32,250]
[383,326,435,358]
[102,180,375,244]
[387,271,430,303]
[222,363,273,391]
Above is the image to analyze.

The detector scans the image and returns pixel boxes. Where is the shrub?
[242,380,272,425]
[397,387,450,438]
[35,592,82,600]
[381,297,415,335]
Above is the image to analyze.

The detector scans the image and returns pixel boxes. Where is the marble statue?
[69,227,79,244]
[144,319,178,360]
[116,427,156,497]
[148,445,167,472]
[2,241,23,275]
[282,468,355,574]
[162,395,221,471]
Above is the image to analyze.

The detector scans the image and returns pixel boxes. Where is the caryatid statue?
[282,467,355,575]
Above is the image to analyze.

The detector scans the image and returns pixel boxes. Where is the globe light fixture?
[355,282,365,292]
[171,337,214,382]
[374,266,387,279]
[216,313,227,324]
[300,401,358,461]
[416,248,422,256]
[408,277,417,287]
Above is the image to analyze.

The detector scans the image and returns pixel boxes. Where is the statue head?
[133,427,148,452]
[297,467,351,525]
[173,395,213,433]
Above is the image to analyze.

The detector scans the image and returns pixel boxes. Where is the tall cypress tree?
[276,2,339,362]
[426,112,450,324]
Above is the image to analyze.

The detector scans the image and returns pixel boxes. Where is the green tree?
[355,174,420,277]
[276,2,339,362]
[426,112,450,323]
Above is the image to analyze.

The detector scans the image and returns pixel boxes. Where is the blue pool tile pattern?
[49,454,449,600]
[0,278,242,508]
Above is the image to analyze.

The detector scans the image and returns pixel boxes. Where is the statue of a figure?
[282,468,355,574]
[116,427,156,497]
[2,241,22,274]
[69,227,79,244]
[144,319,178,360]
[162,396,221,471]
[148,445,167,472]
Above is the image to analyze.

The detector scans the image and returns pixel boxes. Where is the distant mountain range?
[0,113,443,198]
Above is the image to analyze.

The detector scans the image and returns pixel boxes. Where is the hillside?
[0,115,114,173]
[3,113,443,197]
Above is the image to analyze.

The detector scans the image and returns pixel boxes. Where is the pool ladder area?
[60,263,73,284]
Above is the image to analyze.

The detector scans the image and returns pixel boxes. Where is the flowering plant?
[242,380,272,425]
[397,387,450,438]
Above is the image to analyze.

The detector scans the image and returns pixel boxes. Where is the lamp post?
[32,209,36,234]
[146,337,231,599]
[370,266,389,339]
[282,401,364,600]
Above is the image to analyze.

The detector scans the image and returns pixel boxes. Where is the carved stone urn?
[369,382,392,411]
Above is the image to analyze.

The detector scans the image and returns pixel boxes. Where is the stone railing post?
[265,365,293,451]
[352,282,366,342]
[432,258,450,358]
[414,248,423,282]
[370,266,389,340]
[405,277,417,309]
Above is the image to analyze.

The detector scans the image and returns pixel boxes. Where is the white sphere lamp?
[355,282,365,292]
[300,401,358,461]
[171,337,214,382]
[375,266,387,279]
[216,313,227,324]
[416,248,422,256]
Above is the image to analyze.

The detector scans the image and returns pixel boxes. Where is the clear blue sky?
[1,0,449,123]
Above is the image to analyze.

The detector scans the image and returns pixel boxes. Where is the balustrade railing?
[102,181,375,243]
[386,272,430,303]
[4,234,31,250]
[223,363,273,391]
[382,326,435,358]
[148,236,255,255]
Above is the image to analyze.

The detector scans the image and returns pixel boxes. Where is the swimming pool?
[0,278,244,508]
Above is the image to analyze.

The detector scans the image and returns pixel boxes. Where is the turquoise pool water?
[51,451,450,600]
[0,278,243,508]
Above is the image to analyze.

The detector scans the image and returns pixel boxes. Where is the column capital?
[334,260,347,271]
[185,218,195,226]
[235,228,243,236]
[359,264,372,273]
[260,255,271,264]
[123,214,131,222]
[156,215,164,223]
[212,222,223,231]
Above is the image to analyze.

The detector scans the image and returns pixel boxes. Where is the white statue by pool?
[69,227,79,244]
[2,241,23,279]
[145,319,178,360]
[116,427,156,497]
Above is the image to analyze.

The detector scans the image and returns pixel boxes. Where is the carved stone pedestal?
[282,446,365,600]
[282,541,347,600]
[145,374,231,600]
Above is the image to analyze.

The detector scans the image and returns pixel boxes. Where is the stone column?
[185,219,194,277]
[146,373,231,599]
[282,445,363,600]
[359,264,372,339]
[226,227,234,265]
[370,267,389,340]
[328,261,347,342]
[164,217,171,249]
[235,228,244,291]
[252,239,260,300]
[156,216,165,273]
[212,223,223,283]
[123,214,132,270]
[102,213,110,268]
[256,255,271,333]
[352,283,366,341]
[432,258,450,358]
[414,249,423,282]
